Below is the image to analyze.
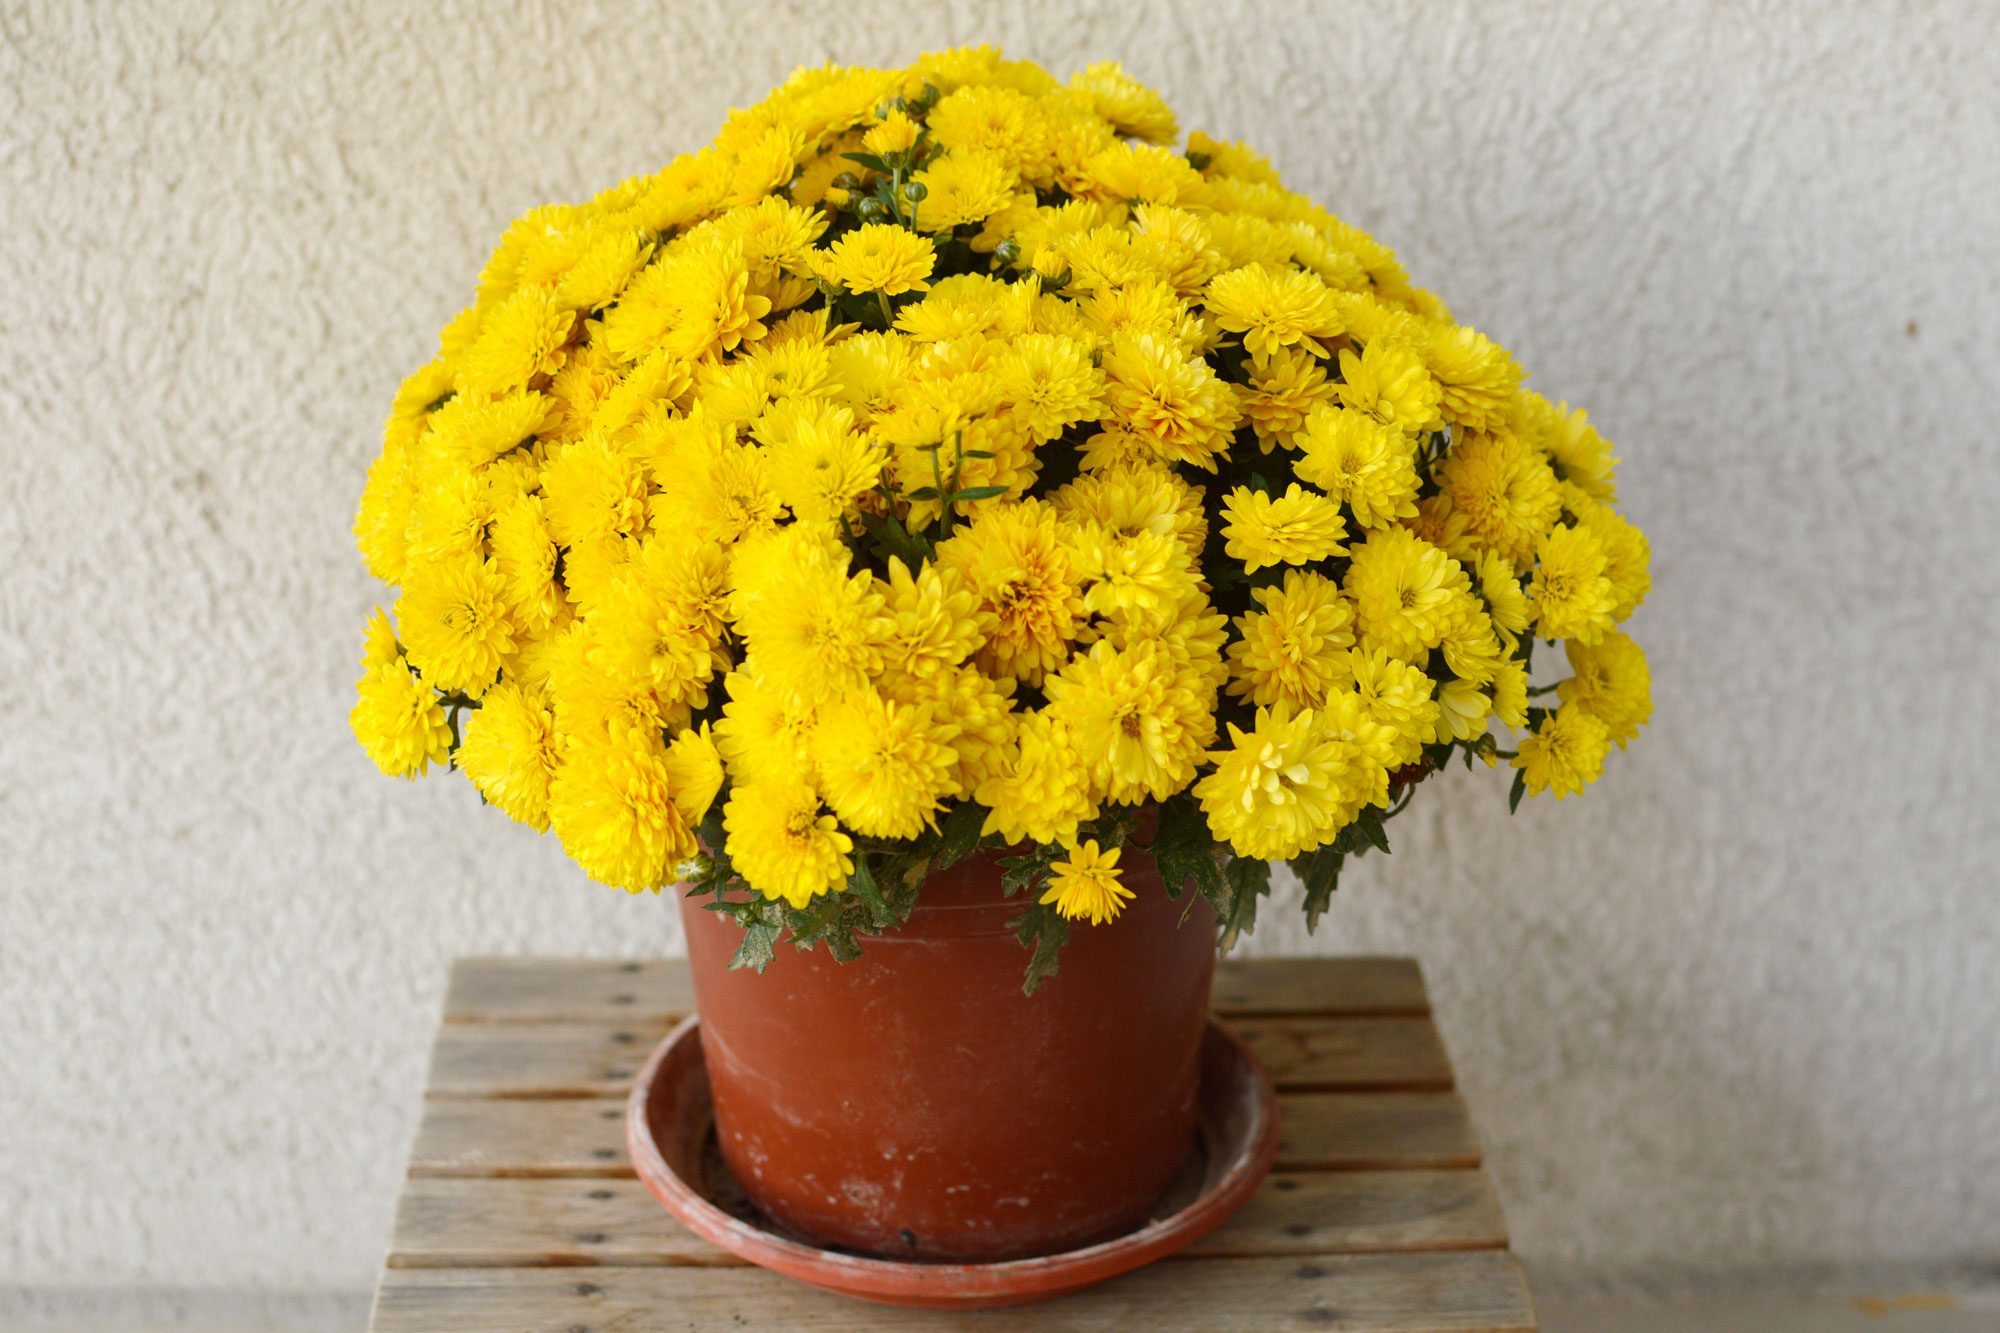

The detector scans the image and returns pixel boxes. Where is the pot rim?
[625,1012,1281,1308]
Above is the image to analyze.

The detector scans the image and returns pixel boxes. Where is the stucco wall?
[3,0,1996,1296]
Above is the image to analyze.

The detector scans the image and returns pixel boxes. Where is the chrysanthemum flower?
[724,778,856,909]
[1204,264,1343,362]
[1238,346,1340,453]
[1423,324,1522,434]
[765,410,883,524]
[878,557,988,680]
[1220,483,1348,573]
[1039,840,1134,925]
[1294,405,1421,529]
[731,535,890,705]
[1101,330,1242,470]
[999,332,1106,443]
[1346,647,1440,767]
[457,681,560,830]
[1051,462,1207,562]
[1335,341,1443,437]
[360,606,400,672]
[549,726,720,891]
[912,150,1019,232]
[935,500,1085,683]
[350,662,452,779]
[1044,639,1214,804]
[977,711,1097,847]
[396,554,516,696]
[458,286,575,398]
[539,436,650,551]
[1436,428,1562,572]
[1523,393,1618,502]
[812,690,958,839]
[1194,703,1351,862]
[1345,528,1469,663]
[1512,705,1610,799]
[428,389,551,468]
[1068,60,1178,143]
[1528,523,1618,645]
[715,666,821,787]
[814,223,936,296]
[1225,571,1355,710]
[1557,631,1652,748]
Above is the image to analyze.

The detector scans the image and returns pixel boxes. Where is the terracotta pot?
[677,846,1218,1262]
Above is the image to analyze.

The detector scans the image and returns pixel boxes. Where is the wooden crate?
[370,957,1536,1331]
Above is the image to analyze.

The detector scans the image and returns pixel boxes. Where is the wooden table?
[369,957,1537,1331]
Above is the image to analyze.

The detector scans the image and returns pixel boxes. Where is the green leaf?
[998,846,1056,899]
[849,854,893,928]
[1352,806,1392,856]
[1218,856,1272,953]
[840,151,891,173]
[957,448,996,459]
[1509,768,1529,813]
[1010,901,1070,995]
[728,917,781,973]
[932,802,987,871]
[904,486,940,501]
[1291,848,1344,934]
[951,485,1007,502]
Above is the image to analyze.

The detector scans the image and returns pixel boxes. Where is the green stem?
[876,289,894,330]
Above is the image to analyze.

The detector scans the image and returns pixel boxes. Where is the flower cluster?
[350,49,1651,978]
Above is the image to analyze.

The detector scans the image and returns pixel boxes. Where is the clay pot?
[677,846,1218,1262]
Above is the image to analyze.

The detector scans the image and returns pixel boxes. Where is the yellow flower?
[1335,341,1442,436]
[1044,639,1213,804]
[1473,551,1533,640]
[1204,264,1342,362]
[427,389,550,468]
[927,83,1056,186]
[1295,406,1421,528]
[731,531,890,704]
[396,554,516,696]
[1226,570,1355,710]
[1524,392,1618,502]
[1220,483,1347,573]
[1557,631,1652,747]
[814,223,936,296]
[1073,524,1202,631]
[912,150,1019,231]
[812,689,958,839]
[765,408,884,523]
[1576,499,1652,621]
[457,286,574,398]
[549,726,719,891]
[1423,324,1522,433]
[1529,523,1618,644]
[350,662,451,778]
[1346,646,1439,767]
[715,666,820,787]
[360,606,400,671]
[1068,61,1178,142]
[1194,703,1356,862]
[724,777,855,908]
[977,710,1097,846]
[1436,428,1562,571]
[862,108,921,158]
[878,557,988,679]
[934,499,1084,682]
[603,233,771,366]
[457,681,560,830]
[1051,462,1207,563]
[540,436,651,551]
[1238,346,1340,453]
[1041,840,1134,925]
[1512,704,1610,799]
[999,333,1106,443]
[1101,330,1242,471]
[488,496,563,633]
[1345,528,1469,662]
[1432,675,1493,743]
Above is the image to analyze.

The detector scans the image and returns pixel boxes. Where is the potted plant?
[349,47,1651,1268]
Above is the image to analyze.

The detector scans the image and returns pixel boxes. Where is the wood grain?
[386,1170,1506,1270]
[441,955,1428,1024]
[406,1091,1481,1178]
[371,1251,1535,1331]
[422,1015,1451,1098]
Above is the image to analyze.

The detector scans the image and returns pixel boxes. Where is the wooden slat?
[441,955,1428,1024]
[371,1251,1536,1331]
[386,1170,1505,1270]
[406,1091,1480,1179]
[422,1015,1450,1099]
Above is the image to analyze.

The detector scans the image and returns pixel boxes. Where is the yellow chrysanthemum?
[976,710,1097,846]
[456,681,560,830]
[1225,571,1355,709]
[457,286,574,398]
[878,557,987,680]
[1526,393,1618,502]
[1557,631,1652,748]
[540,436,651,551]
[1219,483,1347,573]
[1100,330,1242,471]
[1346,646,1440,767]
[715,666,820,787]
[396,554,516,696]
[1039,840,1134,925]
[934,499,1084,682]
[999,332,1106,443]
[1051,462,1207,562]
[1436,429,1562,571]
[1204,264,1342,362]
[912,150,1019,231]
[1067,61,1177,142]
[1344,528,1469,662]
[1423,324,1522,433]
[350,662,452,778]
[765,409,884,523]
[549,726,721,892]
[1335,341,1442,436]
[427,389,550,468]
[724,777,856,909]
[360,606,400,671]
[812,689,958,839]
[1044,638,1213,804]
[1512,705,1610,799]
[1238,346,1340,453]
[1529,523,1618,644]
[814,223,936,296]
[1295,405,1420,529]
[1194,703,1355,862]
[731,532,890,704]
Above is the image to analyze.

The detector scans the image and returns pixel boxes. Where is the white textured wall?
[3,0,1996,1297]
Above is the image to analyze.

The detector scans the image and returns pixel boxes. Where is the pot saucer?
[626,1014,1280,1310]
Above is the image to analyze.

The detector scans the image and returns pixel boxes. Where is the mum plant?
[349,49,1652,988]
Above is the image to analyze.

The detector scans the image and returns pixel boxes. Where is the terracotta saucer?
[626,1014,1280,1310]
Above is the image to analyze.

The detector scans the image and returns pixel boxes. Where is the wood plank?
[406,1092,1480,1178]
[371,1251,1535,1331]
[441,955,1428,1024]
[386,1170,1505,1270]
[423,1015,1451,1099]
